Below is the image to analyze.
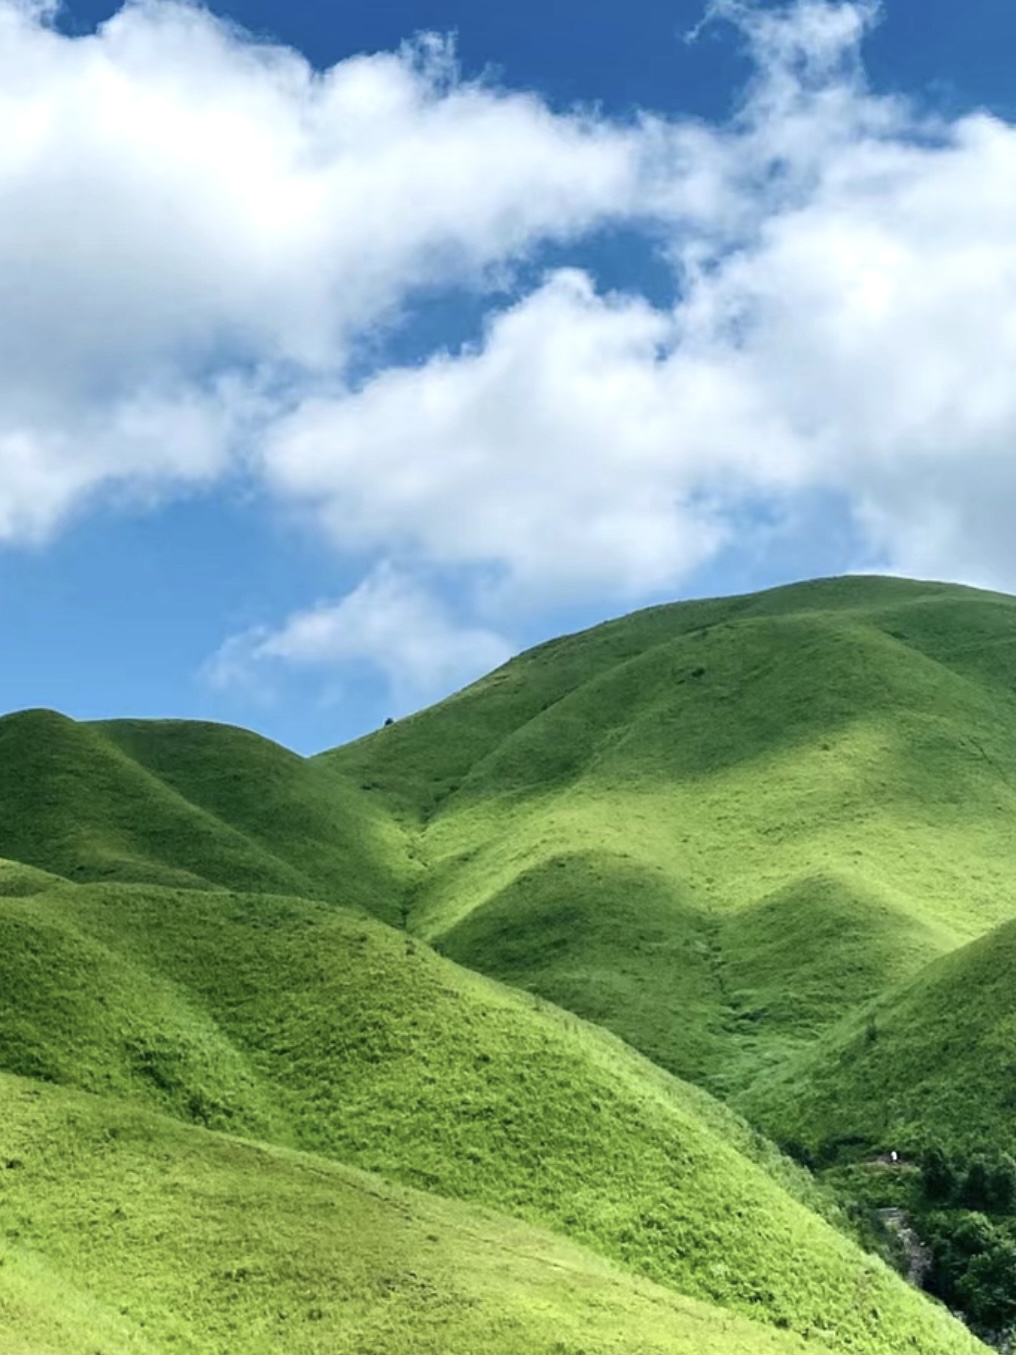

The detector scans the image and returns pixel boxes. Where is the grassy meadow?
[5,573,1016,1350]
[740,913,1016,1157]
[0,880,982,1352]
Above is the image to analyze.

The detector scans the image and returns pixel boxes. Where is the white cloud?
[0,0,645,541]
[207,564,513,709]
[9,0,1016,702]
[257,0,1016,603]
[258,269,753,599]
[0,376,254,539]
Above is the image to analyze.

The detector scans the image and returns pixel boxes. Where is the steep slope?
[0,1078,861,1355]
[0,710,409,922]
[322,575,1016,1089]
[0,1075,848,1355]
[739,914,1016,1158]
[0,880,984,1354]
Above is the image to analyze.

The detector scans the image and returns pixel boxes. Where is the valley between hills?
[4,574,1016,1352]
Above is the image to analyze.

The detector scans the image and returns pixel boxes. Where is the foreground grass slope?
[740,913,1016,1158]
[0,881,984,1354]
[1,1075,848,1355]
[324,575,1016,1090]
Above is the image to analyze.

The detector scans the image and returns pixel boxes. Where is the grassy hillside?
[0,710,410,923]
[739,914,1016,1159]
[96,717,415,923]
[0,1073,852,1355]
[0,880,985,1353]
[324,575,1016,1090]
[6,572,1016,1350]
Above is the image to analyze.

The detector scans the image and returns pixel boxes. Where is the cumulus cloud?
[9,0,1016,699]
[257,0,1016,605]
[0,0,644,540]
[259,269,751,599]
[0,376,255,539]
[206,564,513,709]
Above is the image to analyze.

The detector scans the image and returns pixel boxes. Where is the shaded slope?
[322,576,1016,1090]
[713,872,945,1085]
[0,1074,849,1355]
[96,718,413,924]
[0,710,408,921]
[437,849,729,1080]
[739,915,1016,1158]
[0,881,983,1354]
[0,857,65,898]
[438,859,944,1093]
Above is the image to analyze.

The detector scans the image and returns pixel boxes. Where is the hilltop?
[0,709,412,922]
[324,574,1016,1090]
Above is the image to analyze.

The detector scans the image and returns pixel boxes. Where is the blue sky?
[4,0,1016,753]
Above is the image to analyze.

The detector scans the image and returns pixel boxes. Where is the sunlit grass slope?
[0,1075,850,1355]
[0,710,411,923]
[740,914,1016,1158]
[323,575,1016,1089]
[0,882,984,1354]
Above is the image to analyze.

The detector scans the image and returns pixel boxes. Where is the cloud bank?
[6,0,1016,700]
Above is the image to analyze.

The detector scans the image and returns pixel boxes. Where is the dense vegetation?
[7,573,1016,1350]
[813,1150,1016,1348]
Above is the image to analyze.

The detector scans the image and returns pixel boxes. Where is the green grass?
[739,914,1016,1158]
[324,576,1016,1093]
[96,718,416,924]
[0,1073,854,1355]
[437,848,731,1080]
[9,573,1016,1350]
[0,711,411,922]
[0,881,985,1353]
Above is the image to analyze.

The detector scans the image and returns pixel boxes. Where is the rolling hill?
[0,1073,859,1355]
[0,879,983,1353]
[4,572,1016,1351]
[324,574,1016,1090]
[739,912,1016,1159]
[0,709,412,922]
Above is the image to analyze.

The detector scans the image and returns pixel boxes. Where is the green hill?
[0,1071,863,1355]
[0,879,983,1353]
[739,913,1016,1159]
[0,710,410,922]
[6,572,1016,1350]
[324,575,1016,1089]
